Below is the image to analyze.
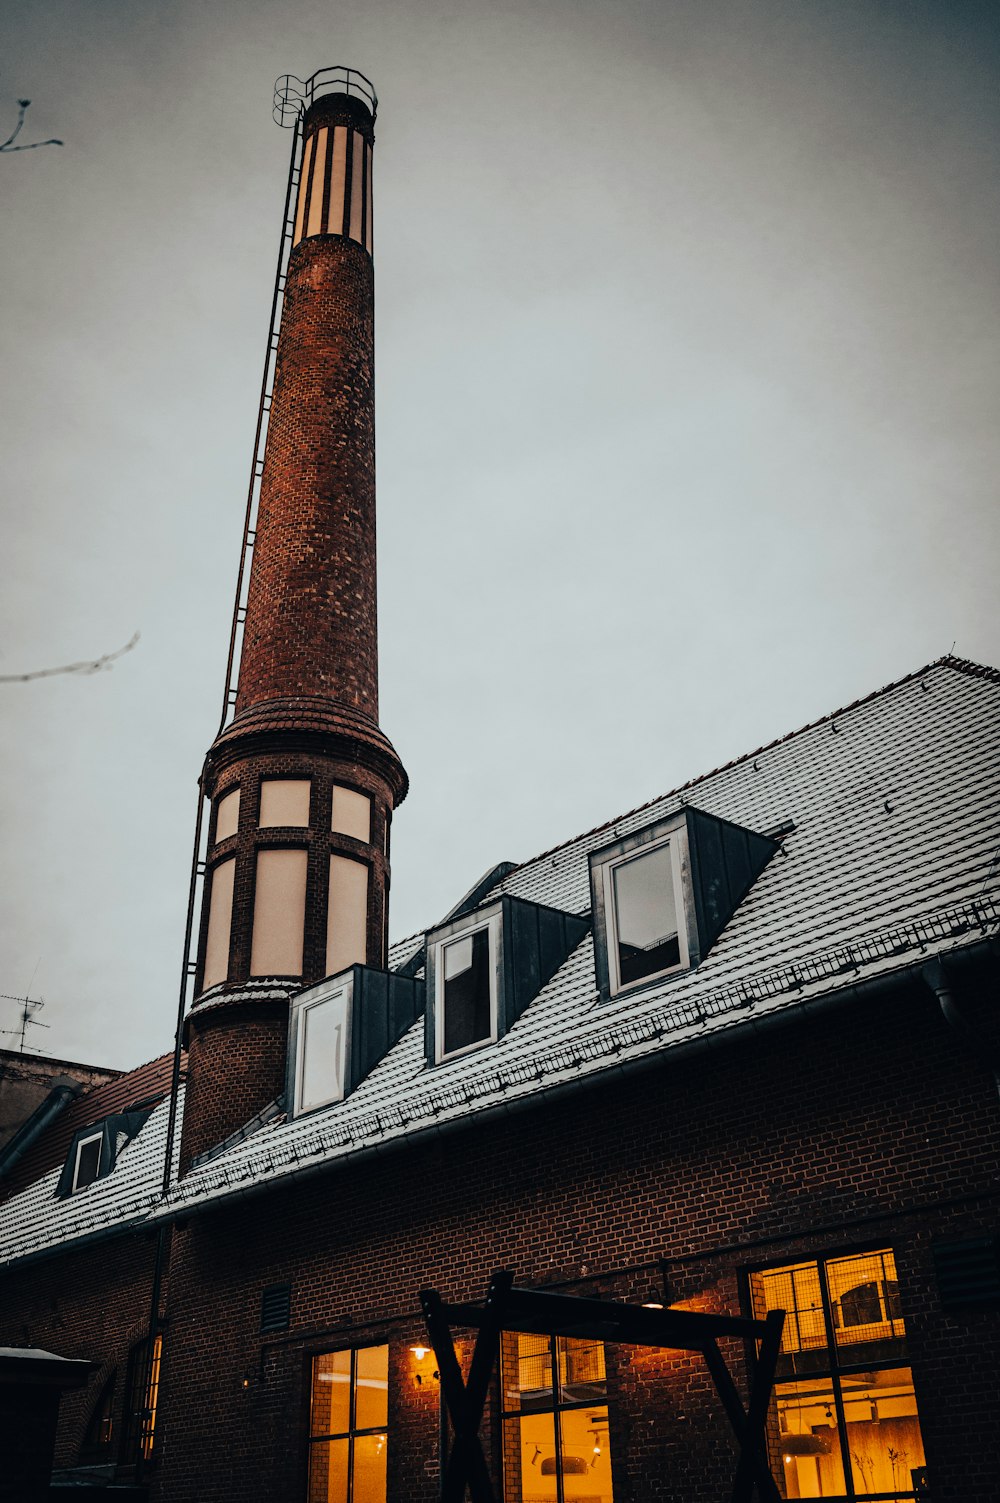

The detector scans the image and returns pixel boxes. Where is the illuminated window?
[501,1333,613,1502]
[749,1250,926,1500]
[430,915,500,1062]
[307,1345,388,1503]
[121,1333,162,1466]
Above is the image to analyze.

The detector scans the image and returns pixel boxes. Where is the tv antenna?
[0,992,49,1053]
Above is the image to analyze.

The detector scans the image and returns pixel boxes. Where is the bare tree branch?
[1,98,62,153]
[0,632,140,683]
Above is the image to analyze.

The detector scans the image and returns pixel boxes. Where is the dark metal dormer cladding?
[425,896,591,1066]
[589,805,779,1000]
[54,1107,155,1198]
[287,965,425,1117]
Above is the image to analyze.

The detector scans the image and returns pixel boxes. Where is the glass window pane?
[827,1250,908,1355]
[750,1262,828,1373]
[504,1412,557,1502]
[442,928,492,1055]
[311,1351,352,1437]
[557,1338,607,1404]
[307,1437,349,1503]
[351,1432,387,1502]
[74,1134,103,1190]
[775,1378,846,1498]
[612,843,680,985]
[514,1333,553,1411]
[299,992,348,1113]
[842,1366,925,1499]
[560,1406,613,1501]
[354,1344,389,1432]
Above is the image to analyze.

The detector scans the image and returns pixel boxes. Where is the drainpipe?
[0,1076,82,1181]
[922,956,1000,1098]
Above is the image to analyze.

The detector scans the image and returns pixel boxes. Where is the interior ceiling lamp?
[541,1455,587,1475]
[779,1433,833,1456]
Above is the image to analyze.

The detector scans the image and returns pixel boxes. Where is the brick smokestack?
[181,73,407,1170]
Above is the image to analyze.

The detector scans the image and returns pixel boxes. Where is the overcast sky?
[2,0,998,1070]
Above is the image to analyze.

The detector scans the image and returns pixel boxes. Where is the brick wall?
[152,980,1000,1502]
[0,1232,164,1477]
[236,229,378,719]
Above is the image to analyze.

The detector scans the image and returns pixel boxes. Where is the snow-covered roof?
[2,655,997,1261]
[0,1086,182,1267]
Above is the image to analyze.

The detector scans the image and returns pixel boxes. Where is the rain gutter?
[156,935,998,1225]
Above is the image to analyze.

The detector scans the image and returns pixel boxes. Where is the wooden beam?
[439,1284,771,1350]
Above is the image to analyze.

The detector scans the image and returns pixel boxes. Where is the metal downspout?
[922,955,1000,1098]
[0,1076,82,1181]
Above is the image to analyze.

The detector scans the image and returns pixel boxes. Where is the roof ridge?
[495,655,999,878]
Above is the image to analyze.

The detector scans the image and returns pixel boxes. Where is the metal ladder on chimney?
[161,117,305,1196]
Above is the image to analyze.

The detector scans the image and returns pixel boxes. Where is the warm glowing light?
[642,1301,664,1309]
[784,1455,792,1464]
[411,1345,430,1361]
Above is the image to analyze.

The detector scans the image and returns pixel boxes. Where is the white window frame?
[590,816,696,999]
[431,910,502,1064]
[289,975,353,1117]
[72,1129,105,1193]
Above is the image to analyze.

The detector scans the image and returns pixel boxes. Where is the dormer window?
[590,806,779,1000]
[604,835,688,990]
[291,982,350,1115]
[434,919,500,1061]
[56,1105,156,1198]
[424,897,589,1068]
[286,967,424,1119]
[72,1130,104,1192]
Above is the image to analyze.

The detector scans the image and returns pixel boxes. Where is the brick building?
[1,65,999,1503]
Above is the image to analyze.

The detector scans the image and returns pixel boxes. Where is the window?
[291,983,350,1115]
[748,1250,926,1500]
[431,914,500,1062]
[327,855,368,976]
[72,1131,104,1192]
[607,838,687,989]
[589,807,778,999]
[332,785,371,844]
[202,856,236,990]
[501,1333,613,1502]
[56,1107,155,1199]
[81,1373,115,1457]
[259,778,311,828]
[215,787,240,842]
[307,1344,388,1503]
[121,1333,162,1466]
[250,848,307,975]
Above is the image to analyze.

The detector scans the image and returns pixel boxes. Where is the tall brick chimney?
[181,70,407,1169]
